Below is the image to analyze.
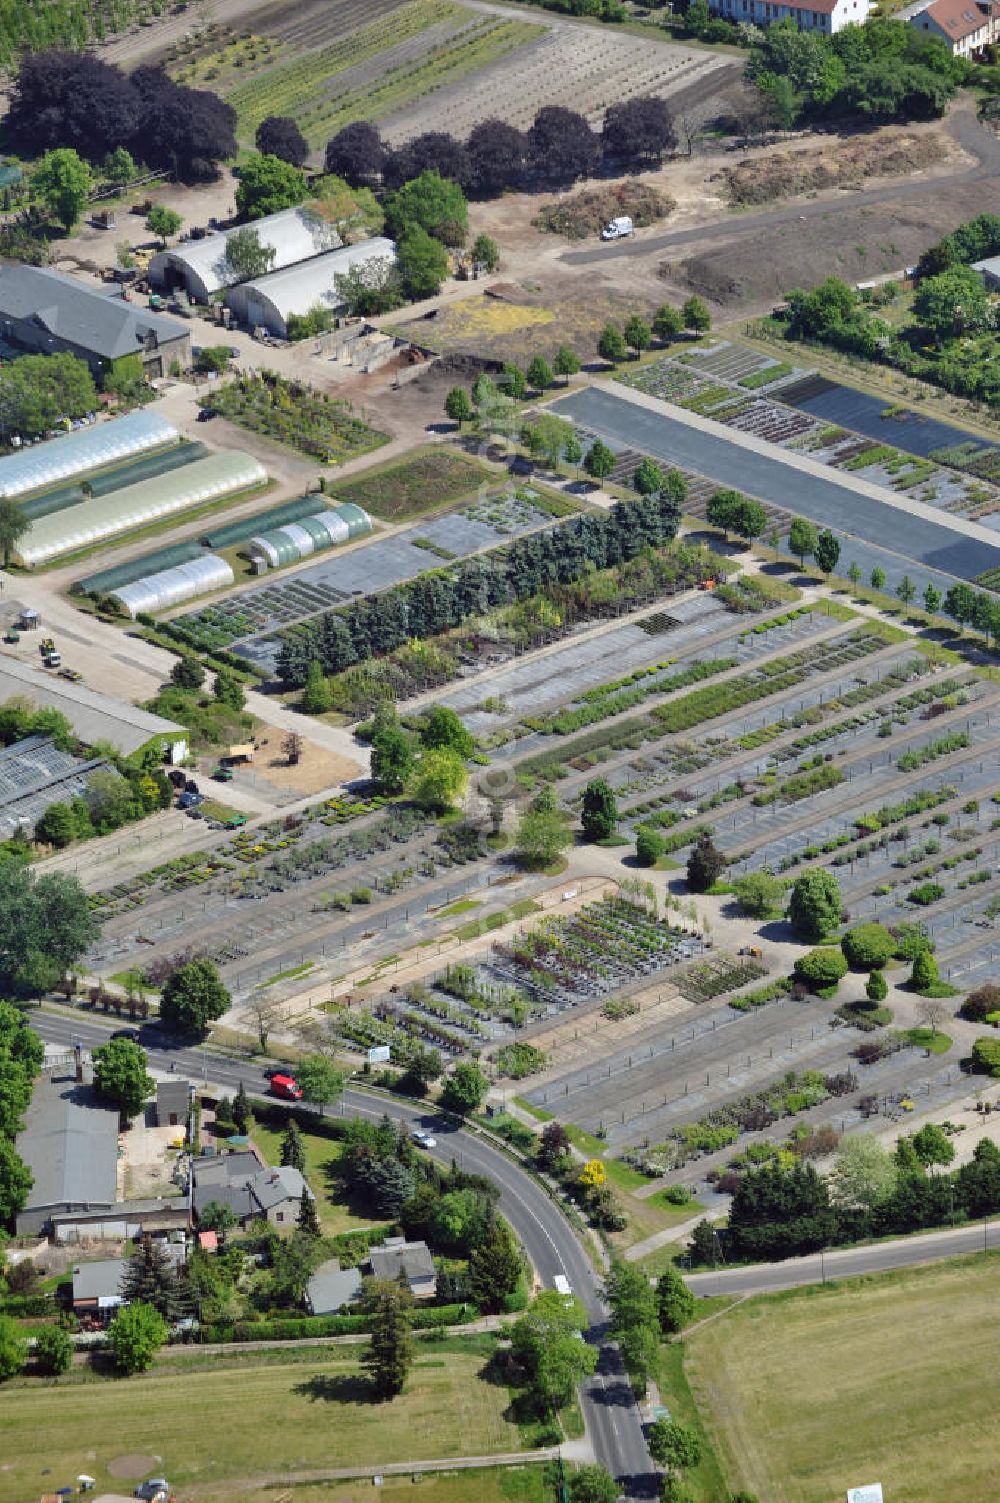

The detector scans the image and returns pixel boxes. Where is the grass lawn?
[651,1341,730,1503]
[905,1026,953,1053]
[194,1465,555,1503]
[336,446,498,521]
[683,1253,1000,1502]
[0,1348,526,1503]
[251,1121,391,1238]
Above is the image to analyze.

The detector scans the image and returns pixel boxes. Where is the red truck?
[270,1073,302,1101]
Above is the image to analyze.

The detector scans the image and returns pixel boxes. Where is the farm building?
[902,0,1000,52]
[0,264,191,381]
[0,410,178,499]
[0,733,113,841]
[14,450,267,566]
[226,238,397,338]
[111,554,235,619]
[246,503,372,570]
[148,205,341,302]
[711,0,872,29]
[15,1066,120,1236]
[0,655,188,761]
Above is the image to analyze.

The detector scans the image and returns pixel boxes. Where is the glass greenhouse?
[111,553,235,619]
[246,503,372,569]
[15,450,268,567]
[0,411,178,499]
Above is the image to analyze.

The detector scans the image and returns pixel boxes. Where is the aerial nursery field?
[685,1256,1000,1503]
[164,0,724,147]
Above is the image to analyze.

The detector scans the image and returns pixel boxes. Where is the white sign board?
[368,1045,391,1064]
[847,1486,884,1503]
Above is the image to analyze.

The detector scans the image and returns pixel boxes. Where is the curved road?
[563,106,1000,266]
[30,1011,656,1499]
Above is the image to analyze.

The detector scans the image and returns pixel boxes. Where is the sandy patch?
[107,1456,159,1479]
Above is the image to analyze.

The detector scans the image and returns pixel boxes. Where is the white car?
[412,1129,437,1149]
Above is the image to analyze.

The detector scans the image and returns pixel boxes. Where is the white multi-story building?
[712,0,873,33]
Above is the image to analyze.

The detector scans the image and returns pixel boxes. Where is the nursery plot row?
[724,400,815,446]
[438,592,729,738]
[381,26,723,141]
[170,493,553,659]
[677,342,802,386]
[497,608,834,763]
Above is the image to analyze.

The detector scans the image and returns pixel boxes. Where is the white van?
[601,216,634,241]
[553,1273,572,1296]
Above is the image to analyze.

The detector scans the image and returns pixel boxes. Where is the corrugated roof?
[16,450,267,566]
[228,238,397,328]
[0,410,178,499]
[0,654,185,756]
[0,265,188,360]
[17,1073,119,1215]
[148,205,343,297]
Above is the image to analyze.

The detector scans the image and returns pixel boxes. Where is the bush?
[908,882,944,906]
[960,983,1000,1022]
[787,870,842,942]
[970,1037,1000,1077]
[635,826,665,867]
[866,968,889,1003]
[841,922,895,970]
[34,1325,72,1376]
[793,947,848,991]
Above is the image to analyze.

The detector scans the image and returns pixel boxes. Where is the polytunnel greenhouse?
[15,450,267,567]
[111,554,235,618]
[0,411,178,499]
[246,503,372,570]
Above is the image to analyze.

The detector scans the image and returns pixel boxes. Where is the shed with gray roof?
[306,1258,364,1315]
[16,1072,120,1236]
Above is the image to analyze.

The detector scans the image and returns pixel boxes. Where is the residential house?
[305,1258,364,1316]
[711,0,873,33]
[368,1237,437,1299]
[191,1152,311,1228]
[973,255,1000,291]
[71,1257,126,1320]
[0,265,191,382]
[903,0,1000,54]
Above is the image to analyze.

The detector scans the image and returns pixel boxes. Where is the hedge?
[0,1294,54,1317]
[201,1303,472,1344]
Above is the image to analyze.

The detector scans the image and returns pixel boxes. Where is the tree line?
[324,96,678,202]
[745,16,968,129]
[276,481,686,687]
[5,47,237,181]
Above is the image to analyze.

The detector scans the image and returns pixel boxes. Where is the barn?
[148,205,342,303]
[227,238,397,338]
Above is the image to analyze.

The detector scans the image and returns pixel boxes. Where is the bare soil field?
[534,181,676,241]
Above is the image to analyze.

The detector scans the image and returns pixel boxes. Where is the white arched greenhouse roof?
[247,504,373,569]
[0,411,178,499]
[148,205,343,301]
[111,554,235,619]
[15,450,267,567]
[227,237,397,336]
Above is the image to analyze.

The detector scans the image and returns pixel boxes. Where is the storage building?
[227,238,397,338]
[15,450,267,566]
[148,205,341,303]
[246,503,372,570]
[0,410,178,499]
[0,264,191,380]
[111,554,235,619]
[0,655,188,760]
[15,1070,120,1236]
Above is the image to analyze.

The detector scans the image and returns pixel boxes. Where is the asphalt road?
[30,1010,656,1499]
[554,385,1000,582]
[688,1219,1000,1297]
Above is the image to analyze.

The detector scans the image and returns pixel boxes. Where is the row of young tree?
[6,47,237,181]
[324,96,679,201]
[276,482,687,687]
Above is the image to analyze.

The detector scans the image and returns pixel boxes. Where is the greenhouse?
[15,450,267,567]
[246,503,372,570]
[227,238,397,338]
[111,554,235,619]
[148,205,342,302]
[0,411,178,499]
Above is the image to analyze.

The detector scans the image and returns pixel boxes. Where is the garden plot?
[169,490,556,663]
[381,26,725,141]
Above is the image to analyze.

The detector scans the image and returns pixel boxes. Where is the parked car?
[58,666,82,681]
[196,408,218,422]
[134,1480,169,1501]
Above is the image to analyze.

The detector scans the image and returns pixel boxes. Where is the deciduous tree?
[657,1264,695,1335]
[440,1061,488,1115]
[92,1038,154,1125]
[788,516,817,565]
[225,225,277,282]
[146,204,181,245]
[32,147,91,231]
[235,153,308,220]
[787,869,841,942]
[160,958,230,1038]
[255,115,308,167]
[109,1301,167,1374]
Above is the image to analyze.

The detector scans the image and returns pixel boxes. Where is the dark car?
[110,1027,140,1042]
[196,408,218,422]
